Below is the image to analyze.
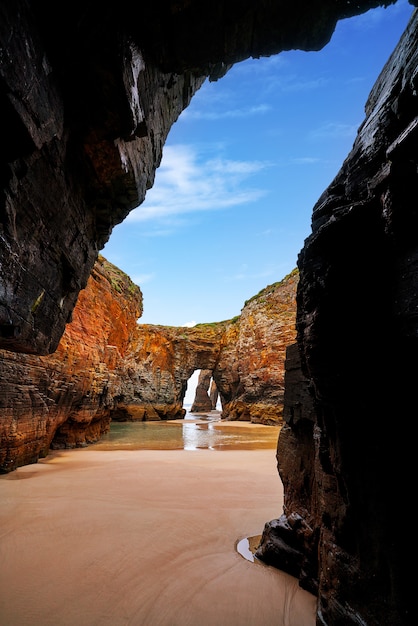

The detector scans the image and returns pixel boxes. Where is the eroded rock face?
[0,255,142,472]
[219,270,298,424]
[0,1,204,355]
[107,272,297,427]
[256,11,418,625]
[110,322,228,422]
[209,379,219,409]
[0,266,297,471]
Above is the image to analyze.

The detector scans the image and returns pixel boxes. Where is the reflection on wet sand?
[92,410,281,451]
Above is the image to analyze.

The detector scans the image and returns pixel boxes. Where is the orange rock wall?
[217,270,298,424]
[0,256,142,472]
[0,262,297,472]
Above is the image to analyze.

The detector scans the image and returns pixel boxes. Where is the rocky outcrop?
[190,369,213,413]
[209,379,219,410]
[218,270,298,425]
[256,11,418,625]
[0,255,142,472]
[119,321,229,421]
[121,271,298,425]
[0,266,297,471]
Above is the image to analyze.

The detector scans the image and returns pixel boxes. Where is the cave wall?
[0,0,401,357]
[0,0,204,354]
[257,10,418,625]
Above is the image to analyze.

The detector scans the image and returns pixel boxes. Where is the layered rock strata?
[115,271,297,425]
[219,271,298,425]
[0,268,297,472]
[111,322,228,422]
[0,255,142,472]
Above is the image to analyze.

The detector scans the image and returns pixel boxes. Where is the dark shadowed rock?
[209,379,219,409]
[0,0,398,355]
[257,11,418,625]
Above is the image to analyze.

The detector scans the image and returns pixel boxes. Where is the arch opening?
[183,369,222,415]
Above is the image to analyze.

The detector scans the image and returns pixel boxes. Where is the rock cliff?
[122,271,298,425]
[0,255,142,472]
[219,270,298,425]
[256,10,418,625]
[0,266,297,471]
[101,270,298,424]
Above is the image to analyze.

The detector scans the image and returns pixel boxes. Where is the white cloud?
[182,321,197,327]
[224,266,276,282]
[352,0,411,31]
[182,103,271,120]
[290,156,322,165]
[126,144,270,223]
[309,121,358,140]
[279,75,329,93]
[131,272,154,285]
[136,228,176,238]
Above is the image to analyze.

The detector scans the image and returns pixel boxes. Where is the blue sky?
[102,0,414,327]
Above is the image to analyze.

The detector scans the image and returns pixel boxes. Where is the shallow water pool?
[91,411,281,451]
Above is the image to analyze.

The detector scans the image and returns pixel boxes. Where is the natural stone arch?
[120,322,229,421]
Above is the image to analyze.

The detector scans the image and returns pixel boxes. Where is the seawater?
[91,410,281,451]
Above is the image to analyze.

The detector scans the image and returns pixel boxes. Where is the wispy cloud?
[131,272,155,285]
[309,121,358,140]
[278,75,329,93]
[352,0,411,31]
[126,144,270,223]
[224,265,276,282]
[290,156,322,165]
[181,103,271,121]
[232,55,287,76]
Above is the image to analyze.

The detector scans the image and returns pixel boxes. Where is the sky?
[102,0,414,328]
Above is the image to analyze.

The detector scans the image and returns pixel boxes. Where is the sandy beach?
[0,448,316,626]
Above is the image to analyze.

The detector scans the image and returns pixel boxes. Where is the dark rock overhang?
[1,0,416,355]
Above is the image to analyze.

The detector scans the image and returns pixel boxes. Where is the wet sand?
[0,448,316,626]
